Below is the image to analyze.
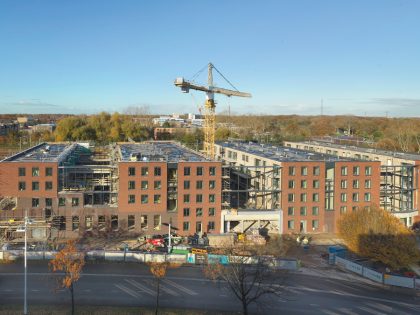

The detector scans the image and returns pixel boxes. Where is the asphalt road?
[0,262,419,314]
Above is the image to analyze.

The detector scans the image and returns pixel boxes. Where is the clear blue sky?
[1,0,419,117]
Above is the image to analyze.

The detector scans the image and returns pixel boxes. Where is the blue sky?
[0,0,419,117]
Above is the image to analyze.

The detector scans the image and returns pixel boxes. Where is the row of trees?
[3,112,420,153]
[49,239,289,315]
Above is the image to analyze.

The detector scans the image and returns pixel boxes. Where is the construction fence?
[335,256,419,290]
[0,250,299,270]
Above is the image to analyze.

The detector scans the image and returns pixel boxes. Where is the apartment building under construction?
[284,140,420,227]
[215,141,381,234]
[0,141,221,239]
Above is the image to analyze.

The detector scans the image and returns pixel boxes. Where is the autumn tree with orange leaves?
[338,206,420,270]
[148,261,169,315]
[49,240,85,315]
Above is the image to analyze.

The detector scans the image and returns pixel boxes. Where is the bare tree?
[203,247,287,315]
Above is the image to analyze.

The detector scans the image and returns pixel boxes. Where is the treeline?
[3,112,420,154]
[216,115,420,153]
[54,112,153,143]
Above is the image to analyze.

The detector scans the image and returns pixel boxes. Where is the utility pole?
[24,208,28,315]
[321,99,324,116]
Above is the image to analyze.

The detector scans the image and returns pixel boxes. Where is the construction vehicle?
[174,63,251,158]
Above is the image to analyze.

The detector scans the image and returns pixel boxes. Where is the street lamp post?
[16,209,32,315]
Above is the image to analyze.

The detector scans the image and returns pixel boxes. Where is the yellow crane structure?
[174,63,251,158]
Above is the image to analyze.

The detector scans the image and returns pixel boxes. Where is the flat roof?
[217,141,355,162]
[118,142,210,162]
[289,140,420,161]
[1,143,75,163]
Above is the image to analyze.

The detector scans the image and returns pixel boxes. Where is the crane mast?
[174,63,251,158]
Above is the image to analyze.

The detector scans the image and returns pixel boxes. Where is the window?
[365,166,372,176]
[209,208,215,216]
[341,193,347,202]
[184,180,190,189]
[196,167,203,176]
[141,167,149,176]
[209,180,216,189]
[184,194,190,203]
[301,166,308,176]
[184,167,191,176]
[153,215,161,230]
[209,167,216,176]
[111,215,119,230]
[300,206,307,216]
[288,193,295,202]
[313,180,320,189]
[32,167,40,177]
[141,195,148,204]
[209,194,215,203]
[140,215,147,230]
[183,207,190,217]
[352,193,359,202]
[85,216,93,230]
[340,206,347,214]
[300,193,307,202]
[208,221,215,230]
[196,180,203,189]
[98,215,106,231]
[313,166,320,176]
[288,207,294,216]
[46,167,53,176]
[18,182,26,191]
[18,167,26,176]
[141,181,148,190]
[196,208,203,216]
[154,167,161,176]
[45,198,52,207]
[301,180,307,189]
[196,194,203,203]
[45,181,53,190]
[128,167,136,176]
[353,166,360,175]
[128,195,135,204]
[341,180,347,189]
[364,193,371,202]
[288,180,295,189]
[365,179,371,189]
[59,197,65,206]
[312,206,319,215]
[72,198,79,206]
[312,193,319,202]
[72,216,79,231]
[128,181,136,190]
[341,166,348,176]
[32,198,39,207]
[289,166,296,176]
[128,215,135,231]
[288,220,295,229]
[312,220,319,229]
[154,194,161,204]
[154,180,161,189]
[32,181,39,191]
[183,222,190,231]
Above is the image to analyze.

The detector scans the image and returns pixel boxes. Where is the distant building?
[30,123,56,133]
[17,116,35,127]
[0,122,19,137]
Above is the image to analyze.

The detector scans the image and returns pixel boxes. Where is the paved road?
[0,262,419,314]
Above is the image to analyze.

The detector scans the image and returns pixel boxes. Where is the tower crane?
[174,63,251,158]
